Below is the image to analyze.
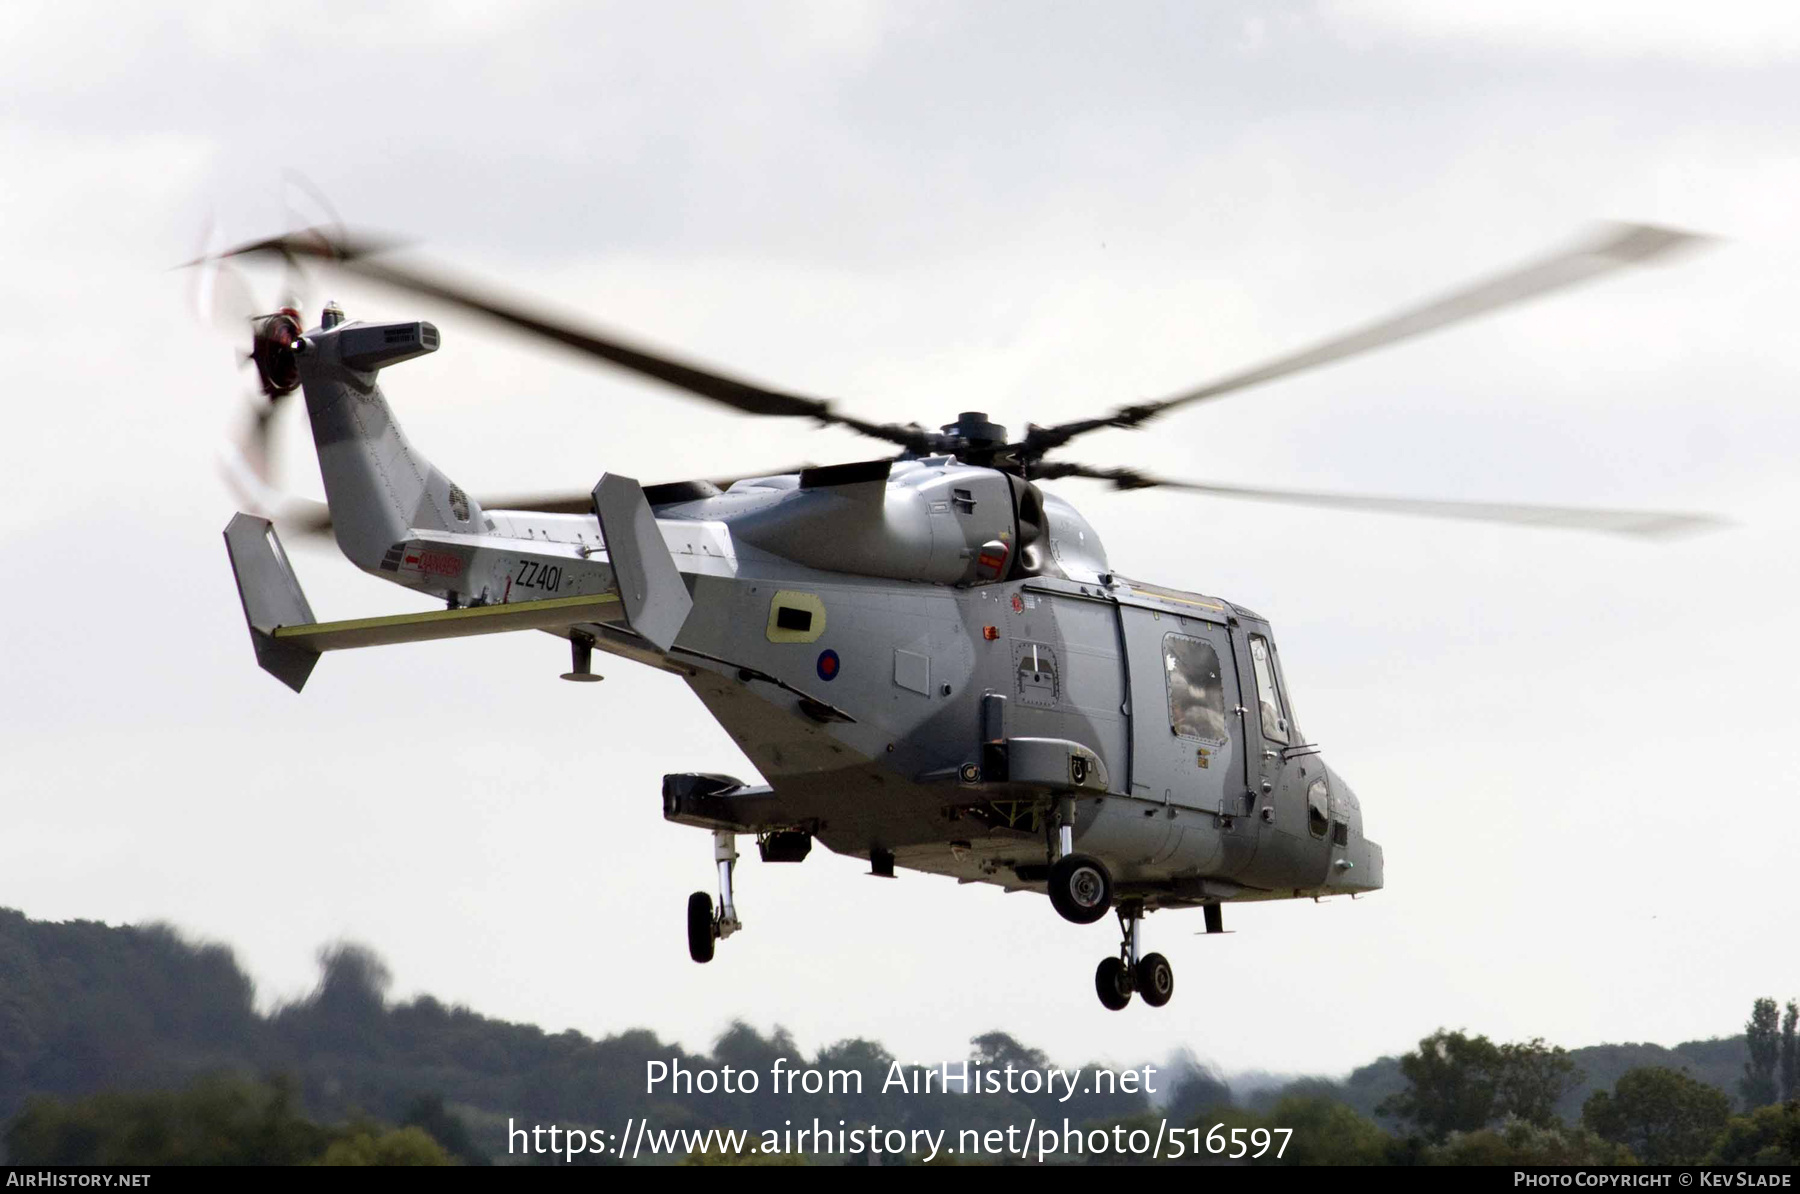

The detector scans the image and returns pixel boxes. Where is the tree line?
[0,907,1793,1165]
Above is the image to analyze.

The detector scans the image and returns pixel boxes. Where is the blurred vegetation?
[1421,1119,1635,1167]
[4,1075,451,1166]
[0,907,1792,1166]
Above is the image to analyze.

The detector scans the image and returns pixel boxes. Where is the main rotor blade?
[204,230,936,453]
[1023,222,1711,456]
[1032,462,1728,540]
[272,469,815,539]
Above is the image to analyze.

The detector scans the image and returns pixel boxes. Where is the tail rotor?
[191,210,332,527]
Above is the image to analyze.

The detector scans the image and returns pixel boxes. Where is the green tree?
[1493,1038,1583,1127]
[1378,1030,1504,1142]
[6,1076,330,1165]
[969,1030,1073,1121]
[1706,1100,1800,1166]
[314,1125,453,1166]
[1780,1001,1798,1104]
[401,1094,488,1165]
[1163,1051,1233,1127]
[969,1030,1048,1073]
[1743,998,1782,1109]
[274,943,394,1058]
[1262,1095,1390,1165]
[1583,1066,1732,1164]
[1424,1118,1636,1166]
[3,1075,461,1166]
[1126,1098,1388,1167]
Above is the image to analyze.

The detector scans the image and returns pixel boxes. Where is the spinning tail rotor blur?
[189,181,350,532]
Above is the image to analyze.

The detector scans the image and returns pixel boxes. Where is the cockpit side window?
[1307,777,1329,837]
[1248,634,1289,744]
[1164,634,1227,742]
[1268,636,1300,741]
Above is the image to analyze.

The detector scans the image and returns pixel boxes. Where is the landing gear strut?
[687,830,742,964]
[1094,902,1175,1011]
[1047,797,1112,925]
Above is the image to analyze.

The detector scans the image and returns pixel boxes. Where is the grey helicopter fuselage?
[249,314,1383,917]
[217,219,1720,1004]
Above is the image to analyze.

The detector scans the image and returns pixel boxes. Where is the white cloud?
[1327,0,1800,65]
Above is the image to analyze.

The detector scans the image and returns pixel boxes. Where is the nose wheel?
[687,830,742,964]
[1093,902,1175,1011]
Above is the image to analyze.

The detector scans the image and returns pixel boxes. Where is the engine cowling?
[724,460,1022,585]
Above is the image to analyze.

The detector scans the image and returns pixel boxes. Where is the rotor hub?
[250,308,303,397]
[940,411,1008,450]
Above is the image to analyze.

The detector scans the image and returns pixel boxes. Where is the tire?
[1095,956,1133,1011]
[1136,952,1174,1007]
[687,891,716,964]
[1047,854,1113,924]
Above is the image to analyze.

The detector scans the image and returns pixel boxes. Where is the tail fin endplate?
[593,472,693,652]
[223,513,320,693]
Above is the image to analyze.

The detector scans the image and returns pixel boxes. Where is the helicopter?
[202,221,1719,1010]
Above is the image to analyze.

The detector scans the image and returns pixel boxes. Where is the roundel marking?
[816,649,841,682]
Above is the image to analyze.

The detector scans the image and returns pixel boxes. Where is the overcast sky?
[3,1,1796,1084]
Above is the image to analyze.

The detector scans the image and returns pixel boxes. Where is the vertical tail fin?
[290,318,483,572]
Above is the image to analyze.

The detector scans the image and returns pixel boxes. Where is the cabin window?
[1308,777,1330,838]
[1248,634,1289,743]
[1164,634,1227,742]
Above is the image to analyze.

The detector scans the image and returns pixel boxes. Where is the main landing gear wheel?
[1091,901,1175,1010]
[1048,853,1113,924]
[687,891,715,963]
[1095,956,1133,1011]
[1135,952,1174,1007]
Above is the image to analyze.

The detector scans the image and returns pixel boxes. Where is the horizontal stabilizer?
[270,592,623,652]
[224,512,625,692]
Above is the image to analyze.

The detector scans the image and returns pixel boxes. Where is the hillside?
[1323,1037,1749,1127]
[0,907,1761,1163]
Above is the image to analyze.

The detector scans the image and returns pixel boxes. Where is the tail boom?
[292,318,483,573]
